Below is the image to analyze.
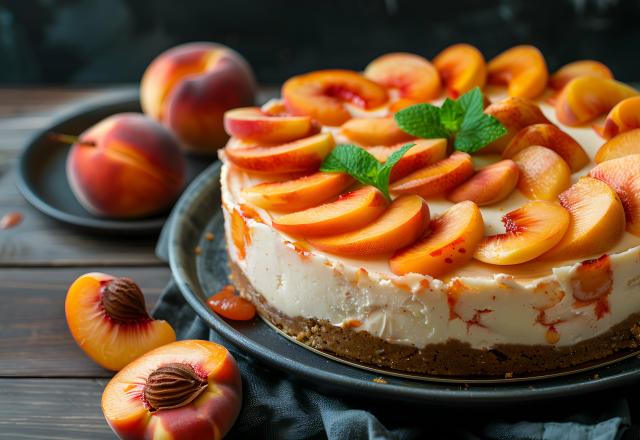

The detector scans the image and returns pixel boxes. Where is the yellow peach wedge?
[223,107,313,143]
[433,44,487,98]
[365,53,442,102]
[366,138,447,181]
[555,76,638,126]
[448,159,519,206]
[340,117,414,146]
[595,128,640,163]
[512,146,571,201]
[390,201,484,278]
[595,96,640,140]
[542,177,625,260]
[487,45,548,99]
[549,60,613,91]
[474,201,570,265]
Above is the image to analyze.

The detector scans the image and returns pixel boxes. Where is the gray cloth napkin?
[153,222,636,440]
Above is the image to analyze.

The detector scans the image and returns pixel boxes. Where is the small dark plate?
[168,162,640,406]
[16,90,210,235]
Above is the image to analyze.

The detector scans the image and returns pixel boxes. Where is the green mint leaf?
[439,98,464,133]
[376,143,415,198]
[457,86,484,115]
[455,88,507,153]
[394,104,448,139]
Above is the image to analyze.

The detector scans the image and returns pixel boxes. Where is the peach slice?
[272,186,388,237]
[555,76,638,126]
[513,146,571,201]
[102,340,241,440]
[390,152,474,198]
[65,273,176,371]
[448,159,519,206]
[487,45,548,99]
[474,201,570,265]
[549,60,613,91]
[595,128,640,163]
[364,52,441,102]
[224,132,335,173]
[340,117,414,146]
[481,97,551,153]
[282,70,388,126]
[307,195,429,256]
[390,201,484,277]
[502,123,589,172]
[589,154,640,236]
[433,44,487,98]
[223,107,313,143]
[542,177,625,260]
[366,138,448,181]
[595,96,640,139]
[241,172,353,212]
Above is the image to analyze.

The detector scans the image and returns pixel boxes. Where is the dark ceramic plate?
[168,162,640,406]
[16,90,210,235]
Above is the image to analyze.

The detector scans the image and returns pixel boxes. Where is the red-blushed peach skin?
[102,340,242,440]
[141,42,256,154]
[66,113,185,219]
[487,45,548,99]
[366,139,447,182]
[364,53,441,102]
[433,44,487,98]
[448,159,519,206]
[223,107,313,143]
[65,273,176,371]
[549,60,613,91]
[595,97,640,140]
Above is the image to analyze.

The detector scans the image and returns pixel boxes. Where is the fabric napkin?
[154,219,637,440]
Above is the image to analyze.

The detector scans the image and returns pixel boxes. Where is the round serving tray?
[168,161,640,405]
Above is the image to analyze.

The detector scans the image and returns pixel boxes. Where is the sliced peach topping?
[223,107,313,143]
[595,96,640,139]
[513,146,571,201]
[241,172,353,212]
[225,132,335,173]
[307,195,429,256]
[502,123,589,172]
[555,76,638,126]
[595,128,640,163]
[390,152,474,198]
[366,138,447,181]
[487,45,548,99]
[340,117,414,146]
[282,70,388,126]
[433,44,487,98]
[474,201,570,265]
[549,60,613,91]
[364,53,441,102]
[481,97,550,153]
[542,177,625,260]
[448,159,519,206]
[589,154,640,236]
[390,201,484,277]
[272,186,387,237]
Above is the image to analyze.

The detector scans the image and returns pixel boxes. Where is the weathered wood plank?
[0,267,171,377]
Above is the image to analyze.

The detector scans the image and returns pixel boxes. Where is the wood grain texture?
[0,267,171,377]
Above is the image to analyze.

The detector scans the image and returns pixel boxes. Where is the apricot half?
[487,45,548,99]
[65,273,176,371]
[433,44,487,98]
[102,340,241,440]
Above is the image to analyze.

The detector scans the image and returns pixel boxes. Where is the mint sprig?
[394,87,506,153]
[320,143,414,200]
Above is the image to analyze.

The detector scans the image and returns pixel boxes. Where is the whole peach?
[141,42,256,155]
[66,113,186,218]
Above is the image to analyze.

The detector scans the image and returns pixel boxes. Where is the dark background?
[1,0,639,85]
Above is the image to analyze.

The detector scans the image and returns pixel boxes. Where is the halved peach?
[225,132,335,173]
[542,177,625,260]
[366,138,448,181]
[502,123,589,172]
[340,117,414,146]
[223,107,313,143]
[307,195,429,256]
[390,201,484,277]
[589,154,640,236]
[282,70,388,126]
[487,45,548,99]
[390,152,474,198]
[513,146,571,201]
[481,97,551,153]
[241,172,353,212]
[474,201,570,265]
[433,44,487,98]
[555,76,638,126]
[595,96,640,140]
[595,128,640,163]
[448,159,519,206]
[364,52,441,102]
[272,186,387,237]
[549,60,613,91]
